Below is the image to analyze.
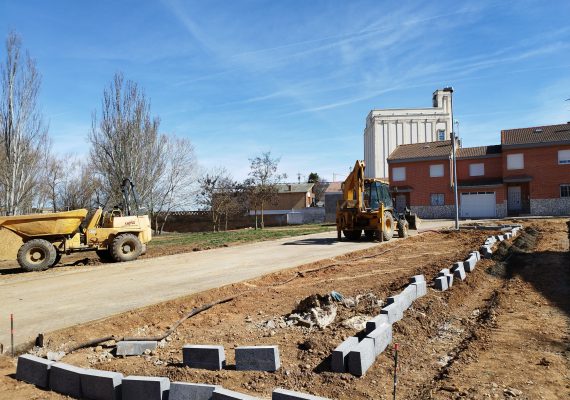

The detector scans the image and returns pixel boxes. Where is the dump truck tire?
[382,211,395,241]
[398,219,409,238]
[111,233,143,262]
[364,230,375,240]
[17,239,57,272]
[343,229,362,241]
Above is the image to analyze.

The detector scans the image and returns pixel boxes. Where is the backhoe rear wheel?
[17,239,57,272]
[364,230,375,240]
[96,249,113,262]
[398,219,409,238]
[111,233,143,262]
[382,211,395,241]
[343,229,362,241]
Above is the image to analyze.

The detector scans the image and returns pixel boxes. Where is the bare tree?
[149,136,197,234]
[0,32,49,215]
[247,151,286,229]
[89,72,166,207]
[197,168,236,232]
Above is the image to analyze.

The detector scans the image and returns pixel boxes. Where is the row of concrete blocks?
[183,344,280,372]
[117,341,281,372]
[330,275,427,376]
[434,251,480,291]
[480,226,521,258]
[16,354,330,400]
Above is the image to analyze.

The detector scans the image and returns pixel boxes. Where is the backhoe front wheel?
[382,211,395,241]
[17,239,57,272]
[398,219,409,238]
[111,234,143,262]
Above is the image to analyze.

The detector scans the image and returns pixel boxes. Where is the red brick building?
[387,123,570,218]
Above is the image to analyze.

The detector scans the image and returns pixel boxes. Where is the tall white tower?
[363,88,453,178]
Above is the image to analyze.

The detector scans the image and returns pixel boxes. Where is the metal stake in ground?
[11,313,14,356]
[393,342,399,400]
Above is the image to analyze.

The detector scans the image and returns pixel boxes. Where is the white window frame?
[469,163,485,177]
[558,150,570,164]
[392,167,406,181]
[429,164,444,177]
[430,193,444,206]
[437,129,445,141]
[561,184,570,198]
[507,153,524,170]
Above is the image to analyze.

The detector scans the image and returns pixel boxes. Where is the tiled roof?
[387,140,452,161]
[457,145,502,158]
[501,123,570,146]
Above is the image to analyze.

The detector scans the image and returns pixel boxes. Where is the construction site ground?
[1,218,569,399]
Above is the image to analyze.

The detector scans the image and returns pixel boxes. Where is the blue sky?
[2,0,569,182]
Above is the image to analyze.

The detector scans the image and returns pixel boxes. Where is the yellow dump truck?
[0,179,152,272]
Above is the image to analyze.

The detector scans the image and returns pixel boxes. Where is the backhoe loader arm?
[342,160,366,211]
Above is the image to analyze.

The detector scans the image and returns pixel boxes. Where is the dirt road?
[0,231,393,350]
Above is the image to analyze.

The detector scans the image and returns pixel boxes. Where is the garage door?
[460,192,496,218]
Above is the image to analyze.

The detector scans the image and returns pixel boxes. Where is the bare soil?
[1,219,568,400]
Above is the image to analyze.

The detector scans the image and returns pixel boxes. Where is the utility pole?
[446,86,460,230]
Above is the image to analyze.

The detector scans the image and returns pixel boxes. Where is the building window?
[430,164,444,177]
[558,150,570,164]
[469,163,485,176]
[438,129,445,141]
[431,193,445,206]
[392,167,406,181]
[561,184,570,198]
[507,153,524,170]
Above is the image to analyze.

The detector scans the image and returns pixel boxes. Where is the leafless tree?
[149,136,197,234]
[197,168,237,232]
[89,72,166,208]
[0,32,49,215]
[247,151,286,229]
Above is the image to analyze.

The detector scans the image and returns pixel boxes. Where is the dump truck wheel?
[111,233,142,262]
[96,249,113,262]
[343,229,362,241]
[17,239,57,272]
[382,211,395,241]
[364,230,375,240]
[398,219,409,238]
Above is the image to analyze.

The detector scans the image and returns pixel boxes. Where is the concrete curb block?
[409,274,425,283]
[235,346,280,372]
[116,341,158,356]
[411,281,427,298]
[80,368,123,400]
[464,256,476,272]
[272,388,331,399]
[15,354,54,389]
[365,314,389,333]
[49,362,85,399]
[183,345,226,370]
[380,303,403,323]
[366,323,392,357]
[480,245,493,258]
[451,263,466,281]
[170,382,221,400]
[213,387,260,399]
[445,273,454,287]
[434,276,448,291]
[437,268,450,277]
[122,375,170,400]
[331,337,359,373]
[347,338,376,376]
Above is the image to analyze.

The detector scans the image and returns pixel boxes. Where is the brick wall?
[457,156,502,180]
[503,144,570,199]
[389,159,453,206]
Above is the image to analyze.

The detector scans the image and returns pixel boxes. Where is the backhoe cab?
[336,160,420,241]
[0,178,152,272]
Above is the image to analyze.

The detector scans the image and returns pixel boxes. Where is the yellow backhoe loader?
[336,160,420,241]
[0,179,152,272]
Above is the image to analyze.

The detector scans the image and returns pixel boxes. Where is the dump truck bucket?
[0,209,88,238]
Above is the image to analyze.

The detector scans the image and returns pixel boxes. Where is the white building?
[363,88,453,178]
